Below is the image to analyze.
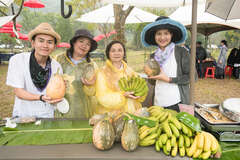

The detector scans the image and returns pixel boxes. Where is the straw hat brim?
[28,29,61,45]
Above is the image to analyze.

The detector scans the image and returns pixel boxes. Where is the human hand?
[124,91,140,100]
[148,68,170,82]
[42,95,63,104]
[81,75,96,86]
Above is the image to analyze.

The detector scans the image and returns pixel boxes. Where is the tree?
[113,4,134,43]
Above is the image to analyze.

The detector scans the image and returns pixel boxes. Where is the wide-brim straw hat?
[28,23,61,45]
[70,29,98,52]
[141,17,187,47]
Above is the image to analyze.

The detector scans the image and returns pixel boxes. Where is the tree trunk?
[113,4,133,44]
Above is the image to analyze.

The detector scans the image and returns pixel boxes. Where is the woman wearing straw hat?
[6,23,63,118]
[141,16,190,112]
[56,29,98,118]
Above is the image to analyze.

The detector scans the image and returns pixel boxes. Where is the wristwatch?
[39,95,45,102]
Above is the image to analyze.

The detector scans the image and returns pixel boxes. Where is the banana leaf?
[0,119,93,146]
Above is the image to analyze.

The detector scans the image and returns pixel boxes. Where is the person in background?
[94,40,146,115]
[6,23,63,118]
[216,40,228,79]
[141,16,191,112]
[56,29,98,119]
[196,41,207,78]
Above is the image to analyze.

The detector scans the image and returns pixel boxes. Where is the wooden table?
[0,143,189,160]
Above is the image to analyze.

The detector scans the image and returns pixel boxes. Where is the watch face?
[56,98,69,114]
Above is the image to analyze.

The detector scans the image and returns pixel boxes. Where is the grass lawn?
[1,49,240,118]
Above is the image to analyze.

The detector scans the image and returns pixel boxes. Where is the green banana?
[163,122,172,138]
[159,112,169,122]
[155,140,160,151]
[171,145,178,157]
[181,123,189,136]
[143,133,158,141]
[160,133,168,145]
[135,85,148,97]
[139,139,155,146]
[169,117,182,130]
[163,145,170,155]
[166,139,171,152]
[178,134,184,148]
[179,146,185,157]
[170,135,176,147]
[183,135,191,147]
[169,123,180,138]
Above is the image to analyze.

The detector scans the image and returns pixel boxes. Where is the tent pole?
[189,0,198,105]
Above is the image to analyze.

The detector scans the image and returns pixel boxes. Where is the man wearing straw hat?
[6,23,63,118]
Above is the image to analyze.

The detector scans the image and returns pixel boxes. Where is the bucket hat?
[70,29,98,52]
[141,16,187,47]
[28,23,61,45]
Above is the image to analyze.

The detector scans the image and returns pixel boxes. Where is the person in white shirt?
[141,16,190,112]
[6,23,63,118]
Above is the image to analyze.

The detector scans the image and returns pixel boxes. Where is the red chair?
[225,66,233,78]
[205,67,215,79]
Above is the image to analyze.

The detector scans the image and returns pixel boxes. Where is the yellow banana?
[202,131,211,152]
[187,135,198,157]
[201,150,211,160]
[205,132,219,153]
[197,132,204,149]
[139,128,151,140]
[138,125,149,135]
[193,148,203,158]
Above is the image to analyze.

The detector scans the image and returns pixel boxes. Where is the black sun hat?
[141,16,187,47]
[70,29,98,52]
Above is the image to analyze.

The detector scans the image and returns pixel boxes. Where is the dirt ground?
[1,64,240,118]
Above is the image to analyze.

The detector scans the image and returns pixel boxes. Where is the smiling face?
[109,43,125,63]
[154,29,173,50]
[73,37,91,58]
[31,34,56,57]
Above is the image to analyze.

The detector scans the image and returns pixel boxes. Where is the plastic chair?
[225,66,233,78]
[205,67,215,79]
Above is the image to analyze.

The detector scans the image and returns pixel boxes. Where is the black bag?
[215,66,224,78]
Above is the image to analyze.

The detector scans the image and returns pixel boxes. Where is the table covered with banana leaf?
[0,115,239,160]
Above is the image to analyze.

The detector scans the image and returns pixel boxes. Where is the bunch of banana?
[147,106,171,122]
[187,131,220,159]
[138,124,160,147]
[118,75,148,97]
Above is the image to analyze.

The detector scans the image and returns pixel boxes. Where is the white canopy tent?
[77,4,158,24]
[0,15,14,27]
[102,0,205,8]
[169,4,240,36]
[0,0,13,7]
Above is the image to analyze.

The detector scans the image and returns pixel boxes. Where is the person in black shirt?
[196,41,207,78]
